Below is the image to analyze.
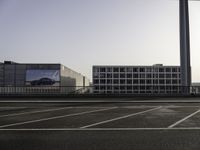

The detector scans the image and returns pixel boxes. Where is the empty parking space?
[0,102,200,129]
[0,107,117,128]
[2,99,200,150]
[0,107,113,128]
[10,107,155,129]
[89,106,200,128]
[174,110,200,128]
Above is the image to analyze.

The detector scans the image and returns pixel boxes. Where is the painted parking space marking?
[2,127,200,131]
[168,108,200,128]
[80,106,162,128]
[0,107,117,128]
[0,107,73,118]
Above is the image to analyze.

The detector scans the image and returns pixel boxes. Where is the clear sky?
[0,0,200,82]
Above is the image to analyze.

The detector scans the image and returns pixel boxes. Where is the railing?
[0,86,200,96]
[0,86,91,96]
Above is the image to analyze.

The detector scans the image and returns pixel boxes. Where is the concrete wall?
[60,65,90,87]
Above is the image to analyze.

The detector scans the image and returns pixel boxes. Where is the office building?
[93,64,181,94]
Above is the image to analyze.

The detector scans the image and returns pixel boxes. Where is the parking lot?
[1,98,200,150]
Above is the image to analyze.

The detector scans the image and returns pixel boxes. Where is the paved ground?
[1,98,200,150]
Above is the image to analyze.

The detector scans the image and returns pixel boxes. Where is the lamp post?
[179,0,191,93]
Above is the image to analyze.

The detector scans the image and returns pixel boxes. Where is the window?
[120,74,125,78]
[120,68,125,72]
[146,74,151,78]
[166,74,171,78]
[166,68,171,72]
[100,73,106,78]
[114,86,119,90]
[153,74,158,78]
[127,74,132,78]
[113,68,119,72]
[94,80,99,84]
[127,86,132,90]
[100,68,106,72]
[133,68,138,72]
[100,86,106,90]
[127,79,132,84]
[120,86,125,90]
[146,68,152,72]
[140,68,145,72]
[166,80,171,84]
[126,68,132,72]
[133,80,138,84]
[107,86,112,90]
[146,86,152,90]
[113,74,119,78]
[159,74,164,78]
[159,80,165,84]
[133,74,138,78]
[172,68,177,72]
[153,80,158,84]
[172,74,177,78]
[94,86,99,90]
[154,68,159,72]
[107,79,112,84]
[140,74,145,78]
[172,80,178,84]
[107,73,112,78]
[160,86,165,90]
[133,86,138,90]
[106,68,112,72]
[120,79,125,84]
[140,80,145,84]
[100,79,106,84]
[140,86,145,90]
[147,80,152,84]
[159,68,164,72]
[114,79,119,84]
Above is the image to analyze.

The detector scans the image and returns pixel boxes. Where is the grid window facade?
[93,65,181,94]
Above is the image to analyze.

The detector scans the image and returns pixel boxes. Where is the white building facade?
[93,64,181,94]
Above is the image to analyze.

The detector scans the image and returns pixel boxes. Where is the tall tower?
[179,0,191,89]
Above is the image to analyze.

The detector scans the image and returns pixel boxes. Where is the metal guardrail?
[0,86,199,96]
[0,86,91,95]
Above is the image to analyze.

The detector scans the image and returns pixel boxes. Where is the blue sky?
[0,0,200,81]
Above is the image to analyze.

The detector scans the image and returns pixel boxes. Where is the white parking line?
[80,106,162,129]
[168,108,200,128]
[1,100,200,103]
[0,107,120,118]
[0,107,117,128]
[2,127,200,131]
[0,107,73,118]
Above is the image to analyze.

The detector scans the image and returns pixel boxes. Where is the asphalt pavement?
[1,98,200,150]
